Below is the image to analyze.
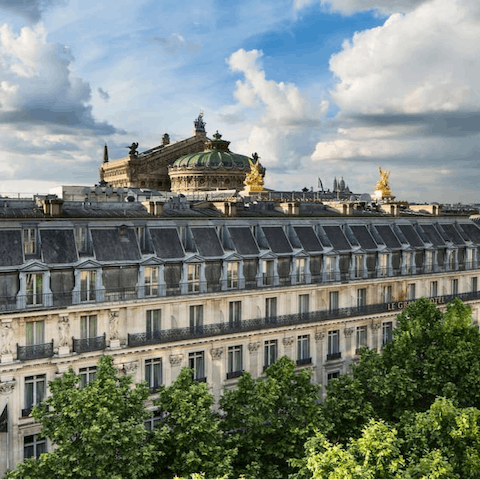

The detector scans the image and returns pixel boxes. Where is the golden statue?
[375,166,392,198]
[244,153,265,193]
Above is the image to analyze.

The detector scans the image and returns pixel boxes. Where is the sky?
[0,0,478,203]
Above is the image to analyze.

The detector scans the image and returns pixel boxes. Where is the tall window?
[380,253,388,276]
[448,251,456,271]
[80,366,97,387]
[404,252,414,274]
[145,358,162,392]
[189,351,205,381]
[187,264,201,293]
[357,288,367,309]
[24,374,46,416]
[227,345,243,378]
[430,281,438,297]
[356,326,367,354]
[80,270,96,302]
[189,305,203,330]
[264,340,278,370]
[74,226,87,252]
[144,410,162,431]
[26,320,44,346]
[24,434,46,459]
[354,255,364,278]
[80,315,97,339]
[135,226,145,250]
[229,301,242,325]
[325,256,335,280]
[227,262,239,289]
[144,267,158,297]
[265,297,277,320]
[329,291,339,312]
[23,228,36,255]
[146,310,161,336]
[408,283,416,300]
[425,251,434,272]
[382,285,392,304]
[451,278,459,296]
[472,277,478,292]
[296,258,306,284]
[327,330,340,360]
[327,371,340,383]
[263,260,275,286]
[382,321,393,345]
[297,335,310,364]
[299,294,309,315]
[26,273,43,306]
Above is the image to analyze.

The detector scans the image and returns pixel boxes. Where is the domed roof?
[172,150,251,169]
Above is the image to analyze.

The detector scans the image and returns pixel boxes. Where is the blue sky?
[0,0,479,203]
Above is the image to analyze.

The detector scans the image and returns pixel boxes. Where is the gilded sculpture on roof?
[244,152,265,193]
[375,166,392,198]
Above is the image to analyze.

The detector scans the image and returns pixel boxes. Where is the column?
[247,341,261,378]
[210,347,224,404]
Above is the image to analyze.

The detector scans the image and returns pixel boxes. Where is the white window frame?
[80,315,97,339]
[408,283,416,300]
[299,294,309,315]
[74,226,87,252]
[146,309,161,335]
[26,273,43,306]
[382,285,392,303]
[80,366,97,387]
[26,320,45,346]
[451,278,459,296]
[356,326,368,353]
[227,262,239,289]
[265,297,277,319]
[263,259,275,286]
[264,339,278,369]
[24,374,46,415]
[187,264,201,293]
[188,351,205,381]
[430,280,438,297]
[145,358,162,392]
[229,301,241,324]
[23,228,36,255]
[80,270,96,302]
[382,321,393,345]
[227,345,243,377]
[189,305,203,329]
[24,434,46,459]
[297,335,310,362]
[144,266,159,297]
[327,330,340,357]
[357,288,367,308]
[296,258,306,284]
[329,291,339,312]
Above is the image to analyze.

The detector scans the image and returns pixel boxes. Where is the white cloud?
[294,0,434,15]
[0,0,65,23]
[148,33,202,56]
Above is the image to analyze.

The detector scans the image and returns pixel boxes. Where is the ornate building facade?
[1,189,480,474]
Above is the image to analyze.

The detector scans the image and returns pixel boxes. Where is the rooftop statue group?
[244,152,266,193]
[376,166,392,197]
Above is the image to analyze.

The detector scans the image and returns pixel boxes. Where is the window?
[299,294,309,315]
[24,434,46,459]
[80,270,96,302]
[264,340,278,370]
[425,251,434,272]
[80,366,97,387]
[380,253,388,276]
[26,320,44,346]
[80,315,97,339]
[430,281,438,298]
[265,297,277,320]
[227,262,239,289]
[144,267,158,297]
[227,345,243,378]
[356,326,367,354]
[146,310,161,336]
[24,375,45,417]
[296,258,306,283]
[229,301,242,325]
[408,283,416,300]
[404,252,414,274]
[382,285,392,303]
[451,278,459,296]
[135,227,145,250]
[187,264,200,292]
[145,358,162,392]
[382,321,393,345]
[327,371,340,383]
[297,335,310,365]
[74,226,87,252]
[26,273,43,306]
[354,255,364,278]
[327,330,340,360]
[23,228,36,255]
[357,288,367,309]
[189,305,203,331]
[189,351,205,381]
[263,260,275,286]
[472,277,478,292]
[329,291,339,312]
[144,410,162,431]
[448,251,456,271]
[325,256,335,280]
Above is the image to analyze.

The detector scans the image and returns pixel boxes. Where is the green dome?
[172,150,251,169]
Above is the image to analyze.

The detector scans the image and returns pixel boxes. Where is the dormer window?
[187,264,200,293]
[227,262,239,289]
[23,229,36,255]
[263,260,275,286]
[26,273,43,306]
[80,270,96,302]
[296,258,306,284]
[144,267,159,297]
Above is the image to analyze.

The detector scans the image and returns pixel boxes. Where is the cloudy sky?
[0,0,478,203]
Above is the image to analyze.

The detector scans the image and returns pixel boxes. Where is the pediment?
[259,251,278,260]
[75,259,102,269]
[223,252,243,261]
[20,260,48,272]
[293,249,309,258]
[184,254,205,263]
[140,255,164,266]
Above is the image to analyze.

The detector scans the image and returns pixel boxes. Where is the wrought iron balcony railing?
[226,370,243,379]
[17,340,54,361]
[327,352,342,361]
[296,357,312,366]
[72,333,106,353]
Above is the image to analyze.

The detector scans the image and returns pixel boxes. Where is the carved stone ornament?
[58,317,70,347]
[371,323,381,331]
[124,361,139,375]
[109,311,119,340]
[248,341,260,353]
[283,336,294,347]
[0,381,16,395]
[344,327,354,337]
[169,354,184,366]
[0,324,14,355]
[210,347,224,359]
[315,332,325,342]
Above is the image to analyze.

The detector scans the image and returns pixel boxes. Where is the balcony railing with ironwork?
[296,357,312,365]
[72,333,106,353]
[226,370,243,379]
[327,352,342,361]
[17,340,54,361]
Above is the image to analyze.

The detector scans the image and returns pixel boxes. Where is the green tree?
[151,367,234,478]
[6,355,157,479]
[220,356,324,478]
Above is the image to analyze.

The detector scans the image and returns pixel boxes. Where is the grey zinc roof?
[0,230,23,266]
[293,226,323,252]
[398,224,424,248]
[191,228,224,257]
[227,227,259,255]
[458,223,480,243]
[437,223,465,245]
[350,225,377,250]
[420,224,445,246]
[40,230,78,264]
[322,226,351,251]
[149,228,185,259]
[262,227,293,254]
[375,225,402,249]
[91,229,142,262]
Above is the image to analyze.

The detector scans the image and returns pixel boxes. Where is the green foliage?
[220,356,323,478]
[6,356,157,479]
[152,367,234,479]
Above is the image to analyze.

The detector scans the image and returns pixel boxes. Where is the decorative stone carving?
[169,354,183,366]
[315,332,325,342]
[283,336,294,346]
[248,341,260,353]
[58,317,70,347]
[0,381,16,395]
[210,347,223,359]
[344,327,354,337]
[371,323,381,331]
[124,361,139,375]
[0,324,13,355]
[109,310,119,340]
